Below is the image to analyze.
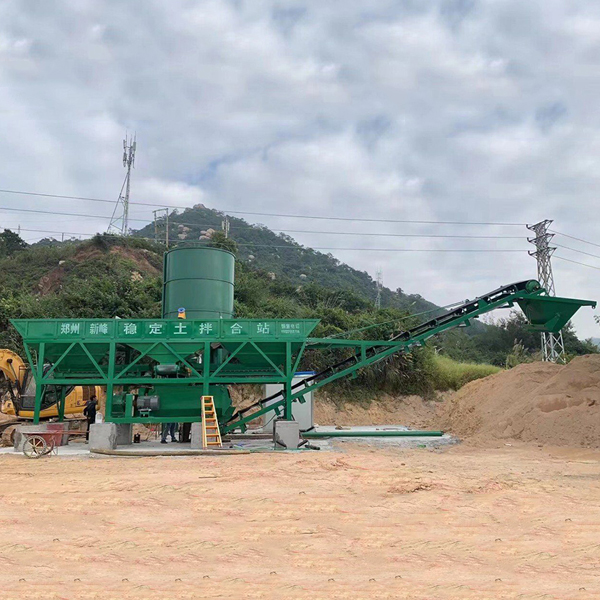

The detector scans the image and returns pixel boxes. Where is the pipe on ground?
[301,429,444,439]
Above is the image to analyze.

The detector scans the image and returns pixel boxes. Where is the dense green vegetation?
[0,218,595,399]
[435,312,597,366]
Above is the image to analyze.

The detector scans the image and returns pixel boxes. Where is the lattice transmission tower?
[375,268,383,309]
[527,219,565,363]
[108,133,136,235]
[153,208,169,248]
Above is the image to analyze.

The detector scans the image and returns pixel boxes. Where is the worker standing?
[83,394,98,441]
[161,422,178,443]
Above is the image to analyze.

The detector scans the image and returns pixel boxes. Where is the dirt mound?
[439,355,600,447]
[315,394,440,428]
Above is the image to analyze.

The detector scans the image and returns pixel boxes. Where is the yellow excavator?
[0,348,103,421]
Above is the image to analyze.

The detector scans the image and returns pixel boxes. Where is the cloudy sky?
[1,0,599,336]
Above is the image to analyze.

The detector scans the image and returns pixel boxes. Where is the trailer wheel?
[23,435,47,458]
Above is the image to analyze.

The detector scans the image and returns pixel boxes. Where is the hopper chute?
[515,295,597,333]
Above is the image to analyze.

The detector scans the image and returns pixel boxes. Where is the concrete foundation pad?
[89,423,117,451]
[190,422,202,449]
[116,423,133,445]
[274,420,300,450]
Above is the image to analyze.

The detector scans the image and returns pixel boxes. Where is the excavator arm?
[0,348,101,420]
[0,349,28,415]
[0,349,27,389]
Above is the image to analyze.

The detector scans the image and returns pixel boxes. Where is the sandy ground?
[1,443,600,600]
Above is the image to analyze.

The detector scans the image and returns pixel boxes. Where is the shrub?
[430,354,501,391]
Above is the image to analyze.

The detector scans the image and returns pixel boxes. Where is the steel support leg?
[285,341,293,420]
[33,343,45,425]
[203,342,211,397]
[105,342,116,422]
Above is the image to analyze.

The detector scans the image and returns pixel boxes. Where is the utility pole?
[375,268,383,309]
[221,216,230,238]
[527,219,566,363]
[153,208,169,248]
[108,133,136,235]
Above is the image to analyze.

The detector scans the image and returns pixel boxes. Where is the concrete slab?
[116,423,133,445]
[0,443,90,457]
[89,423,117,451]
[274,420,300,450]
[190,422,202,449]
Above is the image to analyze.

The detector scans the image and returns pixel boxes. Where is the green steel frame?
[10,281,596,429]
[11,318,319,425]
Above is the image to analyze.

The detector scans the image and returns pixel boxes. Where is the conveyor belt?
[225,280,542,430]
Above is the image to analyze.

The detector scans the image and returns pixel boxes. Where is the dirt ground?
[1,443,600,600]
[315,394,441,429]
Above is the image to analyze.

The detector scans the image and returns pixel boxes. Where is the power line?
[23,234,528,252]
[0,189,117,204]
[554,255,600,271]
[248,229,524,239]
[0,188,526,226]
[11,227,99,236]
[0,206,151,222]
[16,226,519,247]
[551,230,600,250]
[21,227,600,264]
[17,226,530,253]
[0,202,523,240]
[0,206,529,240]
[554,243,600,261]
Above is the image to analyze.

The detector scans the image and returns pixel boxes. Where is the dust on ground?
[1,444,599,599]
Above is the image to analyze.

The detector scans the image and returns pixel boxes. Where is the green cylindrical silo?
[162,246,235,320]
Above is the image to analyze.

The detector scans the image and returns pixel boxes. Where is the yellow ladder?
[201,395,222,449]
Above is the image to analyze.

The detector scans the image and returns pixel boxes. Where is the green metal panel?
[11,318,319,344]
[162,246,235,320]
[111,385,233,422]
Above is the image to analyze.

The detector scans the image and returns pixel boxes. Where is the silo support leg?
[285,342,293,420]
[202,342,211,397]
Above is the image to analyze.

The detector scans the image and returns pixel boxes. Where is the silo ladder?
[201,396,222,448]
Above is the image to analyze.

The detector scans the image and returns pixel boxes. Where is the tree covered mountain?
[134,204,437,314]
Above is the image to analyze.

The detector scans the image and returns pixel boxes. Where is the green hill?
[134,204,438,315]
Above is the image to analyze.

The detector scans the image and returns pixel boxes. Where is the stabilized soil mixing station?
[9,246,596,447]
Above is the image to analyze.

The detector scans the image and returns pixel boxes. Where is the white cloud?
[0,0,598,336]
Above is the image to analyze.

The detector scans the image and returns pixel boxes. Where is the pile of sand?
[439,354,600,447]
